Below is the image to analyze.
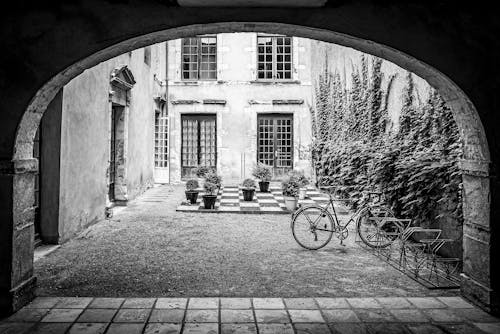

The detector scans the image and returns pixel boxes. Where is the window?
[257,35,292,80]
[144,46,151,66]
[182,36,217,80]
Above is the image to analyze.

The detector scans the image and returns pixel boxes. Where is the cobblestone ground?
[35,184,459,298]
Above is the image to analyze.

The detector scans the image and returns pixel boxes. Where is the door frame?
[180,113,217,179]
[256,112,294,178]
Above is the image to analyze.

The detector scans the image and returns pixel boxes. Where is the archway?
[4,22,493,314]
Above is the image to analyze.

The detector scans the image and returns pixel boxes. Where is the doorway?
[181,114,217,179]
[257,113,294,178]
[108,105,124,203]
[154,107,169,183]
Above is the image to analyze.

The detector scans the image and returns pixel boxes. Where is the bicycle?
[291,186,395,250]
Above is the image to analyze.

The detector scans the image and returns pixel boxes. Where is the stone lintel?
[0,159,38,175]
[203,99,226,105]
[458,159,489,177]
[171,99,200,105]
[272,99,304,105]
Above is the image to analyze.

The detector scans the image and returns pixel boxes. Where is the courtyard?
[34,184,456,298]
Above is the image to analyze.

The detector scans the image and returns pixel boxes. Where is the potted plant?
[202,181,218,209]
[204,170,222,193]
[282,176,300,211]
[185,179,200,204]
[193,166,213,184]
[241,178,256,201]
[290,170,310,200]
[252,163,272,192]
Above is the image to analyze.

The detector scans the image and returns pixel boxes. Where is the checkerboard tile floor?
[177,186,341,214]
[1,296,499,333]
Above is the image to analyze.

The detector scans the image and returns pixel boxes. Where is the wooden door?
[181,114,217,178]
[257,114,293,178]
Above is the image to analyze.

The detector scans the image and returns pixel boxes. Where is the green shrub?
[185,179,199,191]
[242,178,256,188]
[252,163,272,182]
[282,177,300,197]
[203,182,218,195]
[194,166,214,178]
[205,170,222,188]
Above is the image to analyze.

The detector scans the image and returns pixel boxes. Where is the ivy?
[312,56,463,227]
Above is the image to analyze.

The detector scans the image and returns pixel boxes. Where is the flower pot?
[185,190,199,204]
[298,188,307,200]
[258,181,270,192]
[202,194,217,209]
[242,188,255,201]
[284,196,298,211]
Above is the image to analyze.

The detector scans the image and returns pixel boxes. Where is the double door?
[181,114,217,178]
[257,114,293,178]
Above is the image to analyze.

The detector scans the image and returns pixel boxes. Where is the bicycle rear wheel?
[356,205,395,248]
[292,206,335,250]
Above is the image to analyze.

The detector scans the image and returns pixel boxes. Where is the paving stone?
[436,297,474,309]
[0,322,33,334]
[122,298,156,308]
[473,322,500,334]
[257,323,294,334]
[105,323,145,334]
[67,322,108,334]
[144,323,182,334]
[25,322,72,334]
[5,308,50,322]
[452,308,500,322]
[40,308,83,322]
[283,298,317,309]
[406,324,446,334]
[254,310,289,323]
[354,309,395,322]
[113,308,151,322]
[406,298,446,309]
[76,309,117,322]
[366,323,408,334]
[294,323,331,334]
[88,298,124,309]
[421,309,462,322]
[253,298,285,309]
[155,298,188,309]
[376,297,412,309]
[54,297,93,309]
[328,323,369,334]
[315,298,349,309]
[346,298,382,309]
[182,323,218,334]
[288,310,325,323]
[389,309,429,322]
[321,309,360,322]
[221,323,257,334]
[185,309,218,323]
[188,298,219,309]
[149,309,185,322]
[438,323,486,334]
[24,297,61,309]
[220,298,252,309]
[220,309,254,323]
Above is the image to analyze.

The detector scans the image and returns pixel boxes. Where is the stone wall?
[167,33,313,184]
[48,43,166,242]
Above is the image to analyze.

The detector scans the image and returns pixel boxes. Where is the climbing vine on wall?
[312,55,463,228]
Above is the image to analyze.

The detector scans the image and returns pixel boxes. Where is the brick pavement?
[1,296,499,333]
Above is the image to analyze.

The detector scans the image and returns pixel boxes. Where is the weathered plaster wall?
[167,33,313,183]
[57,44,165,242]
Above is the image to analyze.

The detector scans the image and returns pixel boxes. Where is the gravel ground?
[35,184,459,298]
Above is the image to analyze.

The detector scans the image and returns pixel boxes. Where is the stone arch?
[8,22,492,313]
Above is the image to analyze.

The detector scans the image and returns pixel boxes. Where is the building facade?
[162,33,314,184]
[36,43,167,244]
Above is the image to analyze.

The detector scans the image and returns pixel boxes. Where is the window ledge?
[249,80,301,85]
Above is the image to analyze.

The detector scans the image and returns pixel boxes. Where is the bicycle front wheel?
[292,206,335,250]
[356,205,395,248]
